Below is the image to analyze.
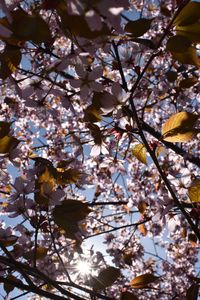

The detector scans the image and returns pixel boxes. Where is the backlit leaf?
[57,168,82,185]
[0,136,20,154]
[173,2,200,26]
[166,35,191,53]
[84,105,102,123]
[125,18,153,37]
[186,284,199,300]
[0,46,21,79]
[132,144,147,165]
[53,199,91,239]
[92,91,118,113]
[162,112,198,142]
[188,179,200,203]
[34,159,57,205]
[176,22,200,43]
[88,123,103,145]
[87,266,120,290]
[139,224,147,236]
[57,4,110,39]
[130,273,159,288]
[170,46,200,66]
[23,246,48,260]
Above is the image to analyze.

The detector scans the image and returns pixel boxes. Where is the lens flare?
[77,260,91,276]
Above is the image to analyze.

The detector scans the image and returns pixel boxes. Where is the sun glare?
[77,260,92,276]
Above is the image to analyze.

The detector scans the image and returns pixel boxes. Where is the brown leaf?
[179,77,198,88]
[53,199,91,239]
[186,284,199,300]
[125,19,153,37]
[121,291,139,300]
[166,35,191,53]
[130,273,159,288]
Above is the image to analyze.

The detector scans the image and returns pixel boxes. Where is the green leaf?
[87,266,120,290]
[132,144,147,165]
[0,136,20,154]
[166,35,191,53]
[173,2,200,26]
[186,284,199,300]
[188,179,200,203]
[162,111,198,142]
[130,273,159,289]
[125,18,153,37]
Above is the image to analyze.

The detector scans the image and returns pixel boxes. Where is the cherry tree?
[0,0,199,299]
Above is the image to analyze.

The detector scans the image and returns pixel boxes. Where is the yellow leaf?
[173,2,200,26]
[171,46,200,66]
[162,111,198,142]
[0,136,20,153]
[188,179,200,203]
[132,143,147,164]
[130,273,159,288]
